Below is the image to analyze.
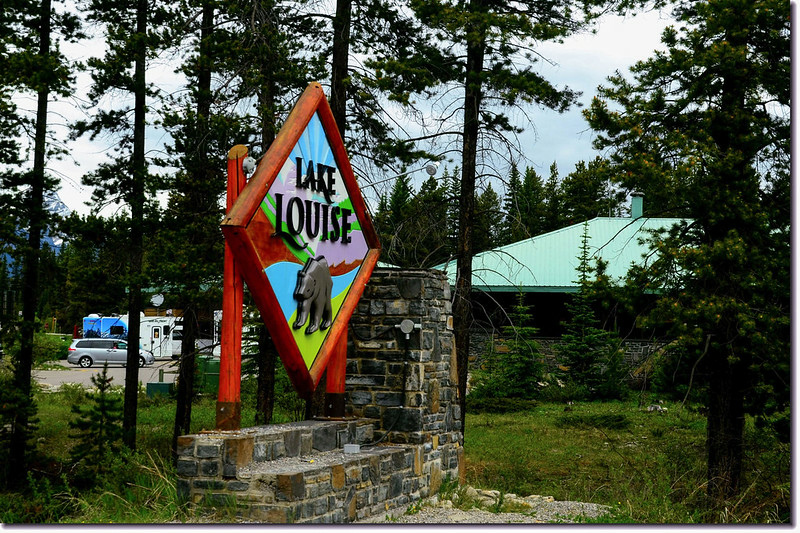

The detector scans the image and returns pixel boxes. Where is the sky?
[40,7,674,217]
[520,9,673,176]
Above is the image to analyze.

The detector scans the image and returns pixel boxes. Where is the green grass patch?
[554,412,630,430]
[466,396,539,413]
[0,374,305,524]
[1,387,788,524]
[35,362,71,371]
[464,400,789,523]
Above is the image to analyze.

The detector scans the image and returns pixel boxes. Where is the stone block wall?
[176,419,375,490]
[346,268,464,493]
[175,268,463,522]
[175,420,429,522]
[533,337,666,367]
[472,332,669,370]
[347,269,462,442]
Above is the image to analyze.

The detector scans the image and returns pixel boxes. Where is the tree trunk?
[172,307,198,457]
[703,24,750,504]
[254,4,278,422]
[453,0,485,435]
[171,0,214,455]
[705,350,745,504]
[255,325,276,425]
[9,0,51,486]
[123,0,148,450]
[330,0,351,137]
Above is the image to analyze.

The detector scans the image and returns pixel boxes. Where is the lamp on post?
[361,161,440,190]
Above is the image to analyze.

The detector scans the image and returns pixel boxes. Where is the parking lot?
[34,357,179,389]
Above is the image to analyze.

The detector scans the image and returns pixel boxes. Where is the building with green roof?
[433,194,686,336]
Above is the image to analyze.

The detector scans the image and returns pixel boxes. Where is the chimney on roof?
[631,192,644,219]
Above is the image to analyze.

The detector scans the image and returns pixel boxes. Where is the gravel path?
[357,489,611,524]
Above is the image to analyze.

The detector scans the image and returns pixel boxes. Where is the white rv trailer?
[84,313,183,358]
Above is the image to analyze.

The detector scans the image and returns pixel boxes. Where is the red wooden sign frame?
[221,82,380,398]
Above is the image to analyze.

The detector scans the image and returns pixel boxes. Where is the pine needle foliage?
[68,364,124,472]
[584,0,789,502]
[556,222,626,400]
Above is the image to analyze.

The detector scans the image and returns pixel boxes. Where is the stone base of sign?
[176,419,461,523]
[176,268,463,523]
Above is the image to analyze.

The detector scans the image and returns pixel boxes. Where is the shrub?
[57,383,87,405]
[0,365,39,489]
[537,379,590,403]
[648,345,708,406]
[470,293,546,400]
[5,332,71,365]
[0,473,75,523]
[68,364,123,485]
[273,364,306,422]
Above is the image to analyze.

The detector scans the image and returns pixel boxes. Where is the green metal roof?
[434,215,685,293]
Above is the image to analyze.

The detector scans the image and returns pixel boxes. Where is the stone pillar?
[346,268,464,489]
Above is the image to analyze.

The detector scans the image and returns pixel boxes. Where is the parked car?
[67,339,154,368]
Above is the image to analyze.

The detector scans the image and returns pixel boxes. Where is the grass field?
[0,386,790,523]
[463,401,790,523]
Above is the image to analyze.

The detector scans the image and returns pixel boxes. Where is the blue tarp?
[83,316,128,339]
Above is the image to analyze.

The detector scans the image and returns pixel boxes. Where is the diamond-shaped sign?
[221,82,380,397]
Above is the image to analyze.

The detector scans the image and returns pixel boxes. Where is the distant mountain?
[2,190,72,269]
[42,190,71,249]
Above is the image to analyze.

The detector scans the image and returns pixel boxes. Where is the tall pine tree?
[560,158,625,224]
[502,165,526,244]
[1,0,82,485]
[585,0,790,503]
[520,166,548,237]
[74,0,169,449]
[473,183,503,254]
[542,162,563,233]
[377,0,612,430]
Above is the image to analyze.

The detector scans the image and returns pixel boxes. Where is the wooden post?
[216,145,248,430]
[324,332,348,418]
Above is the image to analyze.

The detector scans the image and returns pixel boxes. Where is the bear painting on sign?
[293,256,333,334]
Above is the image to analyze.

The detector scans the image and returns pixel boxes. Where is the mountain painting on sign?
[221,82,380,396]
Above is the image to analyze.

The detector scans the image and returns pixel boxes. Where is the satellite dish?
[151,294,164,307]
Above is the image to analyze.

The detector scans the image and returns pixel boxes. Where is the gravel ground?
[357,493,611,524]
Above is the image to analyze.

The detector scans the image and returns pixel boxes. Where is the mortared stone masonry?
[176,268,463,522]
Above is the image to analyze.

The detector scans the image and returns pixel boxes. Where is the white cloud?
[520,9,672,177]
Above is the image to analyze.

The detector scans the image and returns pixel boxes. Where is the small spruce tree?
[556,222,627,400]
[472,293,545,399]
[69,363,124,477]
